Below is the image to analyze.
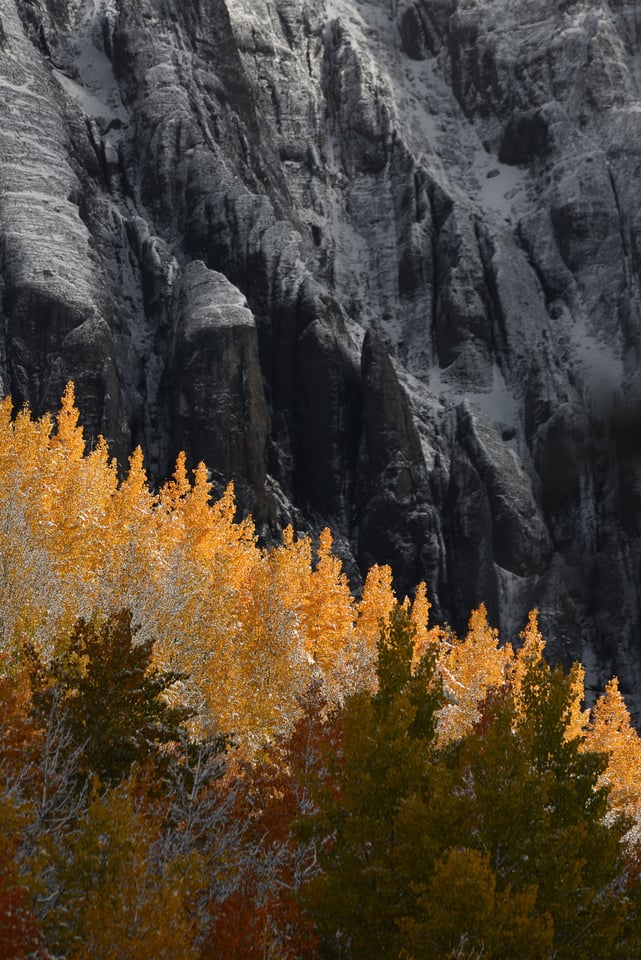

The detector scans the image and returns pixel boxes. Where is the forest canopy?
[1,386,641,959]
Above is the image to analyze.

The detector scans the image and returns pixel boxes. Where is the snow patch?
[557,302,624,414]
[52,0,128,128]
[470,150,530,223]
[495,565,540,646]
[428,363,519,431]
[52,68,124,124]
[581,641,606,704]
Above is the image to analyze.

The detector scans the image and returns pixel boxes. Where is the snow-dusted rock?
[168,262,270,516]
[3,0,641,713]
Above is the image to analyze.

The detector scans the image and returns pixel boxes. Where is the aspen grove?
[1,387,641,958]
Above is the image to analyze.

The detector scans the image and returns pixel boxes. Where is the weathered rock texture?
[2,0,641,712]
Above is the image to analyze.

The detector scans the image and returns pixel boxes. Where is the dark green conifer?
[301,608,641,959]
[29,610,191,786]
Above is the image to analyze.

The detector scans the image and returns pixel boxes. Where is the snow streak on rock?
[2,0,641,715]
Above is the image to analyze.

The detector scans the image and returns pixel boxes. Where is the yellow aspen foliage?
[20,386,122,641]
[269,526,313,615]
[152,467,257,692]
[348,564,396,692]
[436,604,513,746]
[158,449,191,514]
[0,401,62,651]
[564,661,589,742]
[356,564,395,645]
[408,581,442,668]
[225,551,309,743]
[2,381,636,792]
[37,384,97,574]
[0,387,392,740]
[510,610,587,741]
[510,608,546,688]
[44,780,202,960]
[178,470,256,587]
[158,458,256,579]
[50,382,85,461]
[302,529,356,678]
[584,677,641,819]
[100,446,160,617]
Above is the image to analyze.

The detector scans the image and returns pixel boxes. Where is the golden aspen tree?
[136,458,307,741]
[436,604,513,746]
[355,564,395,642]
[509,607,546,703]
[43,780,202,960]
[151,465,261,734]
[268,526,313,614]
[510,610,587,741]
[0,402,61,652]
[351,563,396,691]
[564,662,589,742]
[0,386,117,647]
[302,529,355,673]
[37,383,101,580]
[6,384,612,762]
[584,677,641,819]
[299,528,371,707]
[407,581,433,663]
[228,548,310,743]
[98,447,162,634]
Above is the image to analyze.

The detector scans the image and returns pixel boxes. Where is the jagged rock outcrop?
[168,261,270,515]
[357,328,441,598]
[2,0,641,713]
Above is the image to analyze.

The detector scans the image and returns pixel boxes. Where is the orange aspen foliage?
[564,662,589,742]
[436,604,513,745]
[98,447,161,624]
[151,468,263,737]
[0,387,383,743]
[156,457,255,575]
[38,384,110,580]
[356,563,395,642]
[50,382,85,460]
[268,526,313,617]
[510,610,587,741]
[1,382,633,787]
[302,528,356,674]
[222,550,309,743]
[0,402,59,650]
[509,608,546,696]
[158,449,191,513]
[584,677,641,819]
[301,529,378,706]
[44,780,202,960]
[408,581,443,667]
[352,564,395,690]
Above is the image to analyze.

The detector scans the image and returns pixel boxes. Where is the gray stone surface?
[2,0,641,713]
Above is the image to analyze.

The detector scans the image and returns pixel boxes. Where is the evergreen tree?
[301,605,443,958]
[301,609,641,959]
[439,656,637,960]
[29,610,191,786]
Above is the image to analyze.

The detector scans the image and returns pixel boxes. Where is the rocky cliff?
[2,0,641,711]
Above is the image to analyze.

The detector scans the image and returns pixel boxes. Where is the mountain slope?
[1,0,641,711]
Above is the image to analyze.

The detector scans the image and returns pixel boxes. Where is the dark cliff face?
[2,0,641,711]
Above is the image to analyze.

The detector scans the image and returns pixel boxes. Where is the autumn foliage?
[0,384,398,743]
[1,387,641,958]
